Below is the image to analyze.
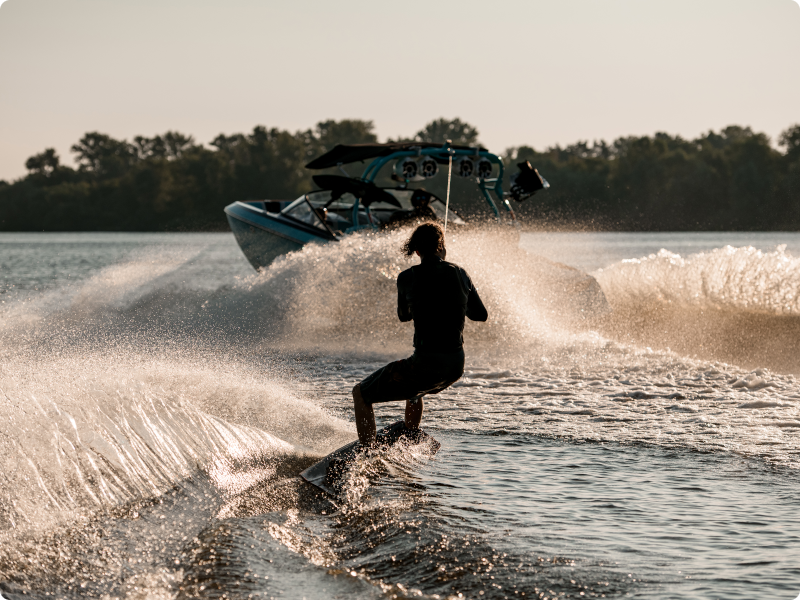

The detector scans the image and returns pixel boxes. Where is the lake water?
[1,229,799,600]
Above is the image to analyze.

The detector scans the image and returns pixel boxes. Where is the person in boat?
[384,189,438,229]
[352,222,488,446]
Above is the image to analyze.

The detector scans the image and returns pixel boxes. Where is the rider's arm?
[461,269,488,322]
[467,287,488,322]
[397,271,412,322]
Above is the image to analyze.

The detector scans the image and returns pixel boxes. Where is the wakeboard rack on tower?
[305,140,550,233]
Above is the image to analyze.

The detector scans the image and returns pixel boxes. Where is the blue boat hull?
[224,201,333,270]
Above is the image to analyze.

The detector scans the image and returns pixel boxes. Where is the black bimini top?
[305,142,488,170]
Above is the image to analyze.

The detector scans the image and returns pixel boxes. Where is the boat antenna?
[444,140,453,237]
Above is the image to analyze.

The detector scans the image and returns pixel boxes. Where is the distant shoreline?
[2,118,798,233]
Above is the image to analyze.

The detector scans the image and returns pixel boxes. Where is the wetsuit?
[359,255,488,405]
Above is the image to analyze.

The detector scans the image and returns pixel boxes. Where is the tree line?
[509,124,800,230]
[0,118,798,231]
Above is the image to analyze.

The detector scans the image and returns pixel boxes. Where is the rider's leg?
[352,384,376,446]
[404,396,424,429]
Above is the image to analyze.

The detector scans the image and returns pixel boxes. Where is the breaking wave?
[596,244,800,372]
[596,244,800,315]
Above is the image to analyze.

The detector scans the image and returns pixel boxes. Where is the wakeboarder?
[352,222,488,446]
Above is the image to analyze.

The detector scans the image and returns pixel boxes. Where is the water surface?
[1,229,799,599]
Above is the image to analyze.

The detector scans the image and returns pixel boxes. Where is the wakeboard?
[299,420,440,496]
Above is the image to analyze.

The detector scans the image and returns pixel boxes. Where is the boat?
[224,141,549,270]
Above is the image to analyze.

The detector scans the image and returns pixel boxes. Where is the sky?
[0,0,799,181]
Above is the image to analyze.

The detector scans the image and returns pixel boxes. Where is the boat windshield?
[281,191,367,234]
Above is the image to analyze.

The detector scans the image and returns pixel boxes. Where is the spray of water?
[3,226,800,550]
[597,245,800,372]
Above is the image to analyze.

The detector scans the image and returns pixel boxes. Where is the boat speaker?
[456,157,475,177]
[395,158,423,182]
[419,156,439,179]
[476,158,493,179]
[509,161,549,201]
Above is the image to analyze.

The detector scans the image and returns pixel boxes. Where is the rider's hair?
[402,222,445,257]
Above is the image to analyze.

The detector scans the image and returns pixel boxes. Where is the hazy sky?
[1,0,798,181]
